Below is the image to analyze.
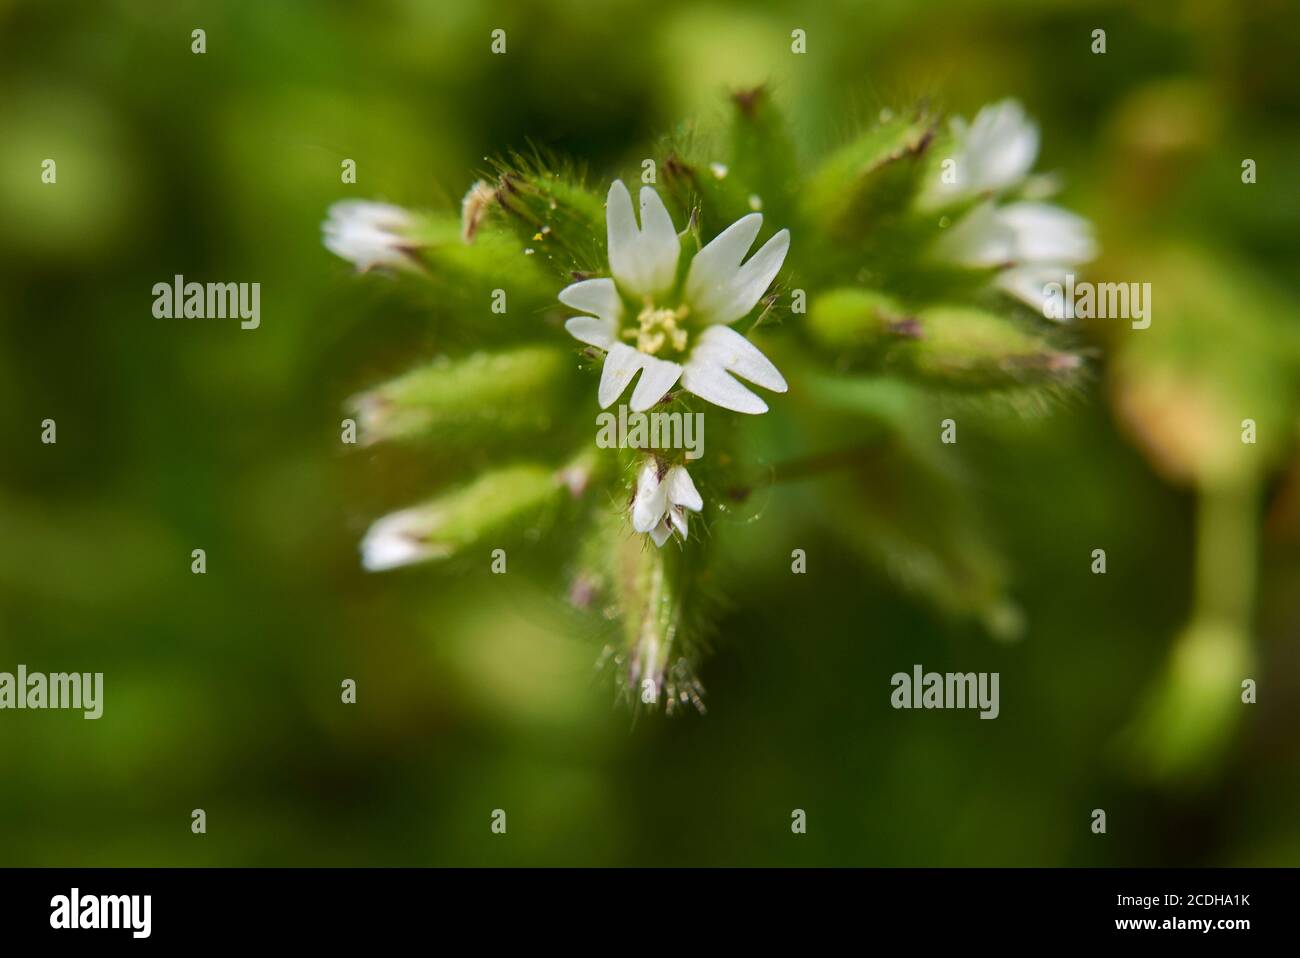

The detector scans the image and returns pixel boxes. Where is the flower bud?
[806,288,918,357]
[323,200,420,272]
[891,306,1081,388]
[610,524,705,714]
[802,112,935,239]
[492,166,607,276]
[350,347,572,446]
[361,464,562,571]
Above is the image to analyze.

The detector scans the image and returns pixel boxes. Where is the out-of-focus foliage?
[1,0,1298,866]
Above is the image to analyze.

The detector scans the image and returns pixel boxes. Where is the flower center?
[624,304,690,356]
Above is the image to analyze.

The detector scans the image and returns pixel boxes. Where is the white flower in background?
[631,458,703,547]
[323,200,415,271]
[559,180,790,415]
[925,100,1098,321]
[936,201,1097,321]
[921,99,1039,209]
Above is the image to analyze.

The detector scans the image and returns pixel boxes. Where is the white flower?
[923,100,1097,321]
[631,458,703,547]
[937,201,1097,320]
[921,99,1039,209]
[359,506,450,571]
[559,180,790,415]
[323,200,415,272]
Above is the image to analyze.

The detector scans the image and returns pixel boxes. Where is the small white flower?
[631,458,703,547]
[559,180,790,415]
[924,100,1096,320]
[921,99,1039,209]
[323,200,415,272]
[359,505,451,571]
[937,201,1097,320]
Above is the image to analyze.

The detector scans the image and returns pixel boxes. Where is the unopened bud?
[361,464,562,571]
[350,347,570,445]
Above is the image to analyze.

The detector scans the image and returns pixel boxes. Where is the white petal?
[629,356,683,412]
[668,507,689,540]
[559,277,623,324]
[360,507,449,571]
[921,100,1039,210]
[565,316,617,349]
[693,213,763,278]
[685,222,789,326]
[997,202,1096,264]
[361,525,424,571]
[649,519,673,547]
[632,460,668,533]
[327,200,411,231]
[323,230,399,271]
[323,201,413,271]
[689,325,787,391]
[962,99,1039,193]
[685,213,763,322]
[596,344,682,410]
[361,535,425,571]
[664,466,703,512]
[324,226,407,271]
[937,201,1096,273]
[605,180,642,293]
[604,180,680,298]
[560,277,621,348]
[638,187,682,295]
[721,228,790,325]
[996,264,1071,320]
[598,343,644,408]
[682,358,768,414]
[933,202,1015,267]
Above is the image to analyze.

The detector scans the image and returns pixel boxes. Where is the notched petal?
[686,214,791,325]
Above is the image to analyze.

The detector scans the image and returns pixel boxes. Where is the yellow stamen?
[623,304,690,355]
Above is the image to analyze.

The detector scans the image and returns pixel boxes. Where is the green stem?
[1192,480,1258,628]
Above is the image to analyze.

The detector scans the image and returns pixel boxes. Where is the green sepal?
[350,346,577,446]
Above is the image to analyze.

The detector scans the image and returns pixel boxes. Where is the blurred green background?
[2,0,1299,865]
